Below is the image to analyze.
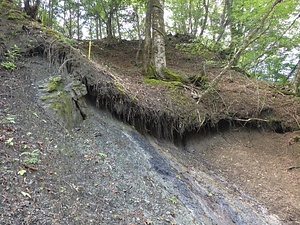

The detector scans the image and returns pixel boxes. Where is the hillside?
[1,1,300,224]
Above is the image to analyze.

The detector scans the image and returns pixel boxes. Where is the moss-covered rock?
[38,77,87,127]
[162,68,188,83]
[47,76,63,92]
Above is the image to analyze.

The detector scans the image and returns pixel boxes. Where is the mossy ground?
[144,77,184,88]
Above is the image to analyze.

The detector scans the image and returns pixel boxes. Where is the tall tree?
[24,0,40,19]
[143,0,153,75]
[168,0,207,36]
[47,0,54,27]
[143,0,167,78]
[152,0,166,78]
[293,59,300,95]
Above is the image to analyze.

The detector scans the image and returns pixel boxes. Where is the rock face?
[38,76,87,127]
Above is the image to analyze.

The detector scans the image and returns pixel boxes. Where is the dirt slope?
[1,1,300,224]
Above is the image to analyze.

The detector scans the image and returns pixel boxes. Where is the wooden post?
[88,40,92,60]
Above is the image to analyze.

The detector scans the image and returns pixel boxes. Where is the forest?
[19,0,300,90]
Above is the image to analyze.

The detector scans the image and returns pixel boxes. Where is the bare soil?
[168,129,300,224]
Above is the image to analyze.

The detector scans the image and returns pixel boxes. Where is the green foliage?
[1,44,20,71]
[59,36,75,44]
[20,149,40,164]
[2,114,16,124]
[18,169,26,176]
[168,197,178,204]
[98,152,107,158]
[5,137,14,146]
[7,9,26,21]
[1,61,17,70]
[5,0,298,84]
[232,1,299,82]
[0,1,12,9]
[168,0,205,35]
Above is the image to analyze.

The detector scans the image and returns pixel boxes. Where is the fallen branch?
[23,163,38,171]
[58,58,75,74]
[233,118,274,122]
[288,166,300,171]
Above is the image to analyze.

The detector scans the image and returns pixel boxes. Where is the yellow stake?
[88,40,92,60]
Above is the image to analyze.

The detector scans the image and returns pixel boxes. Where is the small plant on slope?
[1,44,20,71]
[20,149,40,164]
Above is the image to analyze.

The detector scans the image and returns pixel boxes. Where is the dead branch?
[58,58,75,74]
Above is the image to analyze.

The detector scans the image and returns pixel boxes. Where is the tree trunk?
[199,0,209,36]
[293,59,300,95]
[76,2,80,40]
[216,0,231,43]
[135,4,142,64]
[134,4,141,40]
[63,0,66,31]
[152,0,166,78]
[188,0,192,34]
[47,0,53,27]
[68,6,72,38]
[99,18,103,39]
[24,0,40,19]
[116,10,121,39]
[106,9,113,39]
[95,15,99,40]
[142,0,152,75]
[47,0,51,27]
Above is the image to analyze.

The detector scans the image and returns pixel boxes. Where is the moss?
[0,1,12,10]
[41,26,60,39]
[41,90,74,125]
[145,64,156,79]
[50,92,72,118]
[40,95,52,101]
[144,77,183,88]
[162,67,188,83]
[114,81,125,93]
[145,64,189,84]
[48,76,63,92]
[58,37,75,45]
[7,9,25,21]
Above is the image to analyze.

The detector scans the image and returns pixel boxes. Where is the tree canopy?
[17,0,300,85]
